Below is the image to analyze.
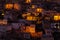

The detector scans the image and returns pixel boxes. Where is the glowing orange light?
[31,32,43,37]
[54,15,59,21]
[36,8,43,13]
[14,3,20,10]
[5,4,13,9]
[26,16,33,20]
[22,14,27,18]
[59,16,60,20]
[29,27,35,33]
[26,26,35,33]
[0,20,7,25]
[26,0,31,3]
[26,16,37,21]
[31,5,35,8]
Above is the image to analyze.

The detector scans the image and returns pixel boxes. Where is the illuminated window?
[29,27,35,33]
[31,5,35,8]
[25,0,31,3]
[54,15,60,21]
[27,16,33,20]
[36,8,43,13]
[26,16,37,21]
[26,26,35,33]
[14,3,20,10]
[0,20,7,25]
[5,4,13,9]
[59,16,60,20]
[5,3,20,10]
